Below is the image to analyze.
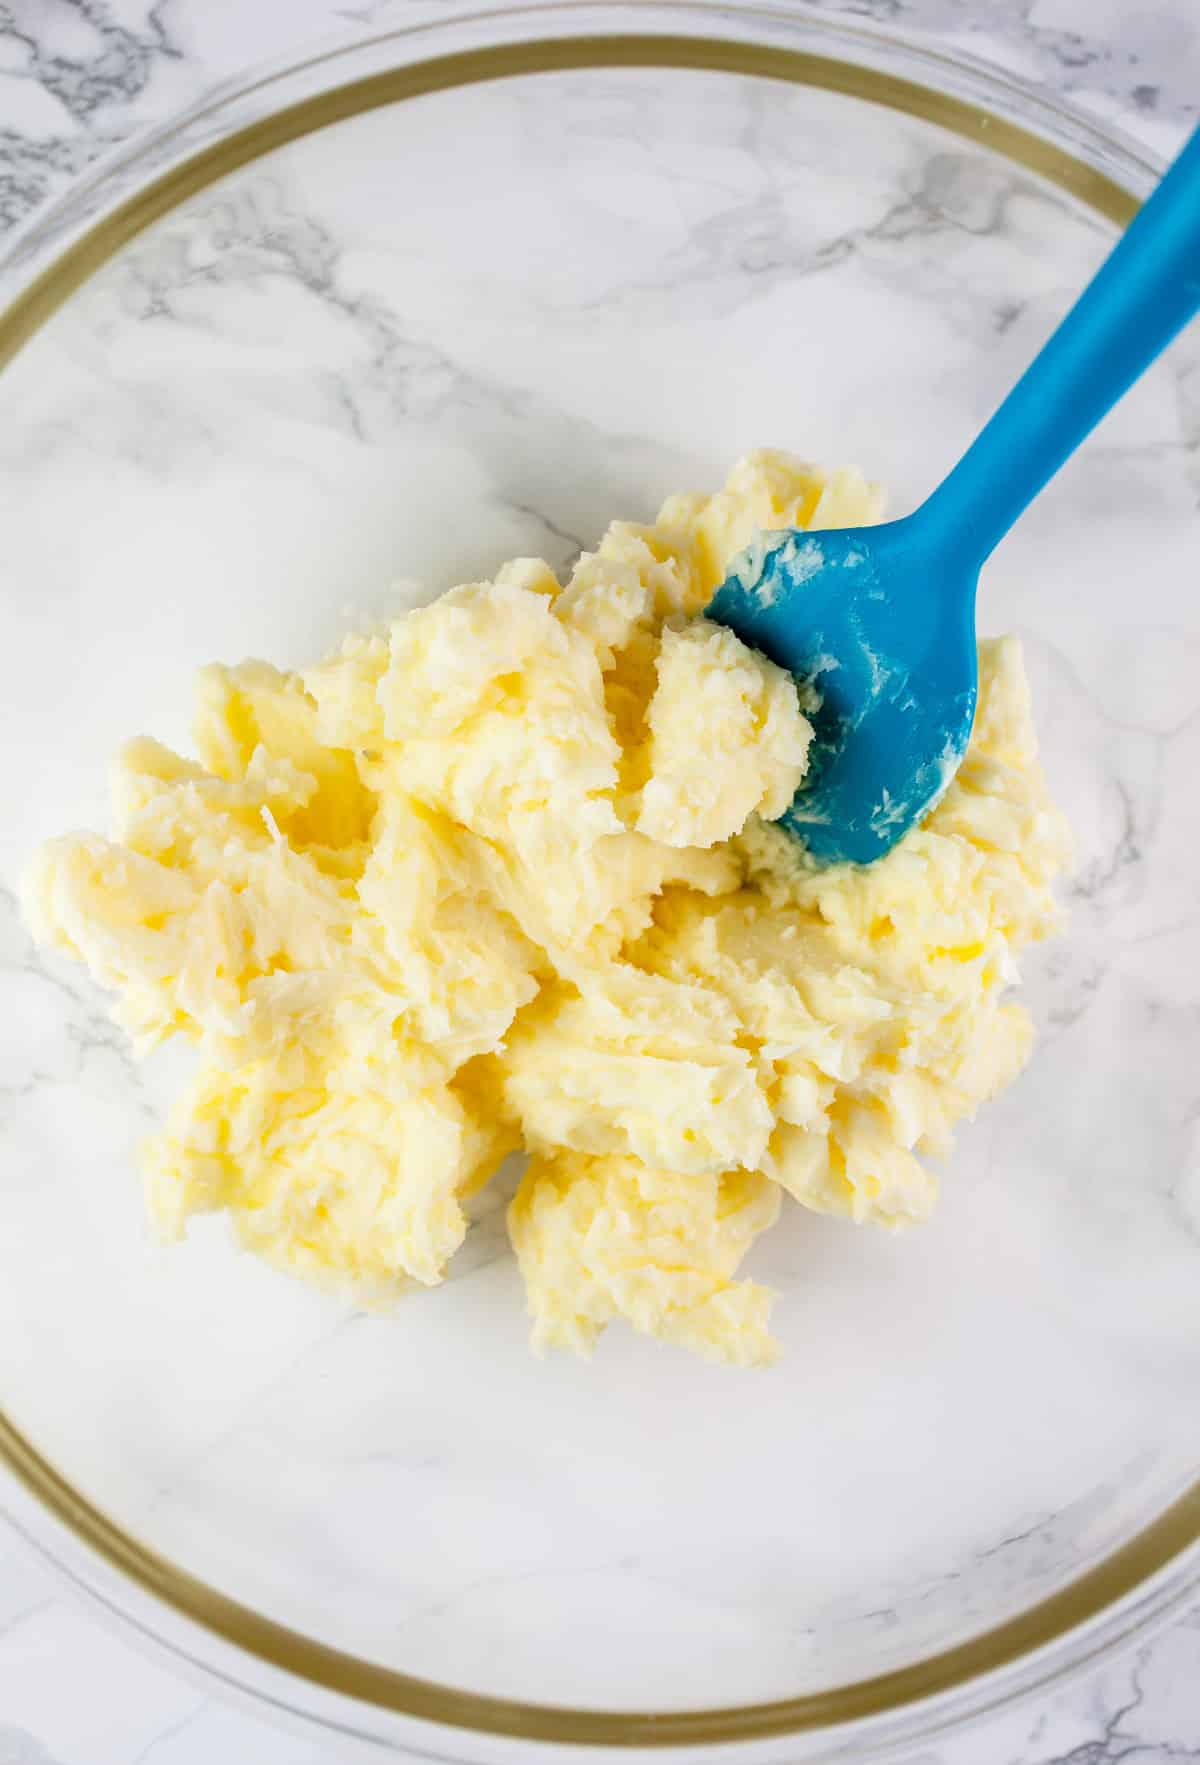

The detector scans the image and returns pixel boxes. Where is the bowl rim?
[1,3,1197,1755]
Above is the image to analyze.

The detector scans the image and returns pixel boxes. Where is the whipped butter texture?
[25,453,1070,1365]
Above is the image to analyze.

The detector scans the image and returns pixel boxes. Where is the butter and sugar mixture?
[26,453,1070,1365]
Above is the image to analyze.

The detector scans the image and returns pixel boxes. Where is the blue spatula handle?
[921,125,1200,570]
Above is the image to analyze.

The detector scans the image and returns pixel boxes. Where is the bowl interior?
[1,38,1199,1722]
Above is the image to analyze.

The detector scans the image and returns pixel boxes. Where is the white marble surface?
[2,2,1200,1762]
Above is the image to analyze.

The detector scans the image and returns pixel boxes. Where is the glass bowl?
[1,5,1197,1759]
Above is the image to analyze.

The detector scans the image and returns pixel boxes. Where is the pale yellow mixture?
[25,453,1070,1365]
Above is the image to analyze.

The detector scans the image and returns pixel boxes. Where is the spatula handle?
[921,125,1200,569]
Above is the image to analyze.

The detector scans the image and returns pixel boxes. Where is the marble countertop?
[1,2,1199,1763]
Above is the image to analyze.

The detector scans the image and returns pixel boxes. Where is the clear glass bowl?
[1,5,1197,1759]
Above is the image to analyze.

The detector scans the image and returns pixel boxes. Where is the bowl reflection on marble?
[0,5,1198,1760]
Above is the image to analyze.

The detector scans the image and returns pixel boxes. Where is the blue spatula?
[708,125,1200,866]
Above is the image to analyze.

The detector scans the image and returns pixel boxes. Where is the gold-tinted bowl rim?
[1,4,1196,1752]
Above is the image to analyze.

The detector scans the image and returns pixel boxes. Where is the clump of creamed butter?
[25,452,1071,1365]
